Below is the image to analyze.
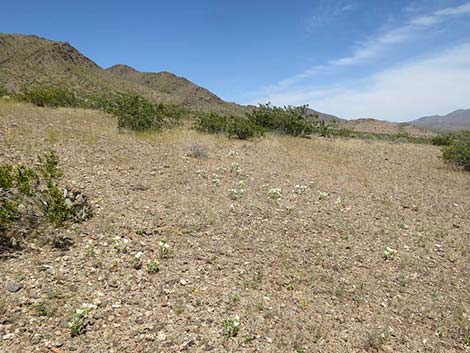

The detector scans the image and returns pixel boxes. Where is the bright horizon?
[1,0,470,122]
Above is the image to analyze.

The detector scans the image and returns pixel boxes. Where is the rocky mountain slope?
[410,109,470,132]
[0,33,246,114]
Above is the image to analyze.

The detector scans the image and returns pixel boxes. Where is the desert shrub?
[87,93,183,131]
[442,131,470,171]
[247,103,321,136]
[194,113,264,139]
[0,84,11,97]
[431,133,454,146]
[18,85,80,108]
[0,151,91,247]
[188,143,208,159]
[17,85,185,131]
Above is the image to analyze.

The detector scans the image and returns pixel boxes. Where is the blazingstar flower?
[159,240,170,258]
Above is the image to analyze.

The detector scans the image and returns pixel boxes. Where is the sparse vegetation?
[16,85,184,132]
[132,251,143,269]
[364,331,388,351]
[188,143,208,159]
[159,240,170,258]
[267,187,282,202]
[114,236,129,253]
[223,315,240,337]
[19,85,80,108]
[194,103,337,139]
[105,93,183,131]
[383,246,398,260]
[194,112,264,139]
[0,151,91,247]
[247,103,320,136]
[146,259,160,273]
[1,95,470,352]
[0,84,12,97]
[442,131,470,171]
[31,299,49,317]
[431,133,454,146]
[68,303,96,336]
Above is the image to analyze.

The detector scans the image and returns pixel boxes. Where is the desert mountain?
[306,108,345,123]
[341,118,435,137]
[410,109,470,132]
[0,33,246,114]
[105,64,241,113]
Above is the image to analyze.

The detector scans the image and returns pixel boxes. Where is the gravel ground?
[1,101,469,353]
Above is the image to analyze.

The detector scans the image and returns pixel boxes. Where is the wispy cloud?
[273,2,470,90]
[256,42,470,121]
[304,0,355,30]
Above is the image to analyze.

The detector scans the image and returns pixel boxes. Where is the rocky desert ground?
[1,100,469,352]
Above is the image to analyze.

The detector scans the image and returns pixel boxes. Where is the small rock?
[6,282,22,293]
[157,331,166,341]
[31,334,41,345]
[180,279,187,286]
[3,333,15,340]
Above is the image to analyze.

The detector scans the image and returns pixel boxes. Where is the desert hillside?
[1,100,469,352]
[411,109,470,132]
[341,118,435,137]
[0,33,245,115]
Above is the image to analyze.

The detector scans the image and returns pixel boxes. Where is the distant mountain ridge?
[341,118,435,137]
[410,109,470,132]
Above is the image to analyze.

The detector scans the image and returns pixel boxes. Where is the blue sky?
[1,0,470,121]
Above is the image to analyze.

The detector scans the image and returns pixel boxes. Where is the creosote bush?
[19,85,80,108]
[0,84,12,97]
[0,151,91,247]
[194,113,264,139]
[105,93,183,131]
[17,85,184,132]
[442,131,470,171]
[194,103,336,139]
[247,103,320,136]
[431,133,454,146]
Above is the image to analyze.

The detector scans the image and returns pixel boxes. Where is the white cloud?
[435,3,470,16]
[258,43,470,121]
[250,3,470,121]
[304,1,355,30]
[282,2,470,88]
[330,2,470,67]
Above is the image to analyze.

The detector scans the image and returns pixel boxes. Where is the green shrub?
[442,131,470,171]
[247,104,318,136]
[17,85,185,132]
[0,151,91,247]
[194,113,263,139]
[82,92,184,131]
[0,84,11,97]
[431,134,454,146]
[108,94,180,130]
[19,85,80,108]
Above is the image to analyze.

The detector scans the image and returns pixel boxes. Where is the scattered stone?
[6,282,22,293]
[31,334,41,345]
